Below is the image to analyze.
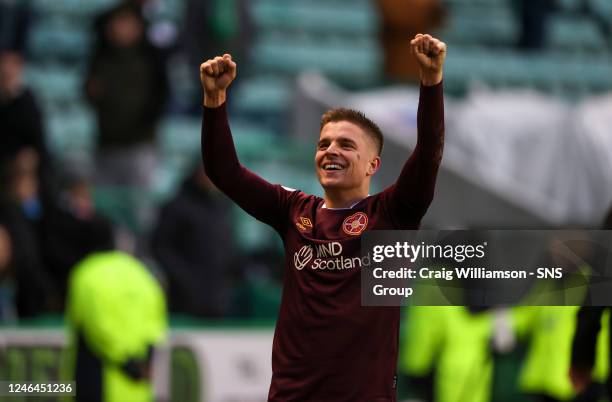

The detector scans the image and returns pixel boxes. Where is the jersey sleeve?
[384,82,445,228]
[202,103,294,233]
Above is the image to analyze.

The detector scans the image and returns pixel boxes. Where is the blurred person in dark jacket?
[179,0,251,113]
[0,195,55,319]
[0,0,31,53]
[86,1,168,189]
[570,206,612,401]
[0,50,50,175]
[0,0,50,175]
[38,169,117,307]
[2,147,115,309]
[516,0,556,49]
[151,163,237,317]
[0,222,17,321]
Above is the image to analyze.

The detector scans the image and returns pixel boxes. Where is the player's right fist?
[200,54,236,107]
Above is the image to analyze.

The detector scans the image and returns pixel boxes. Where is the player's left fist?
[410,34,446,86]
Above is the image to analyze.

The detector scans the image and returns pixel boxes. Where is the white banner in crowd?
[346,87,612,225]
[296,72,612,225]
[0,328,274,402]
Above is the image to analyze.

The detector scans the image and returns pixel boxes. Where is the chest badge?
[342,212,368,236]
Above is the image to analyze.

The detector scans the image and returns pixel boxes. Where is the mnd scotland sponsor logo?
[294,245,314,270]
[293,242,371,271]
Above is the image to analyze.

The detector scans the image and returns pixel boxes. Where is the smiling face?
[315,120,380,195]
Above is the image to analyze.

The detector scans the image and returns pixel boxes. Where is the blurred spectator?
[93,0,150,51]
[572,308,611,401]
[399,306,496,402]
[151,164,237,317]
[570,206,612,401]
[37,169,117,307]
[0,50,50,174]
[2,145,115,309]
[513,228,610,402]
[515,306,608,402]
[376,0,446,82]
[576,0,611,45]
[0,195,56,319]
[516,0,556,50]
[86,1,168,189]
[0,0,31,53]
[179,0,252,113]
[0,222,16,321]
[516,0,610,50]
[66,229,167,402]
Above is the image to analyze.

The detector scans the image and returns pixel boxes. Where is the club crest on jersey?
[342,212,368,236]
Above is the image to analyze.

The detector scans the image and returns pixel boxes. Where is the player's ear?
[366,156,381,176]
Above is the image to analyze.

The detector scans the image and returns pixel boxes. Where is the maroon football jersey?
[202,83,444,401]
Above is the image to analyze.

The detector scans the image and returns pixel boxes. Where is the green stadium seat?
[252,0,378,36]
[25,64,84,106]
[441,6,518,46]
[548,15,606,51]
[589,0,612,23]
[444,45,612,94]
[252,35,382,85]
[45,107,96,161]
[444,0,507,6]
[94,186,150,233]
[247,280,282,319]
[28,20,92,61]
[32,0,119,17]
[556,0,582,11]
[233,76,293,115]
[233,207,281,252]
[158,117,201,175]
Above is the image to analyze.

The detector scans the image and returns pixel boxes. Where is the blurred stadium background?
[1,0,612,401]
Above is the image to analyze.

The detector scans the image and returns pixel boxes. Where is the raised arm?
[200,55,291,232]
[387,34,446,226]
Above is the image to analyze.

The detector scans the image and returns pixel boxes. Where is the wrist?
[203,91,227,108]
[420,70,443,86]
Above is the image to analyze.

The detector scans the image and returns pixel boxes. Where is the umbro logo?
[295,216,313,232]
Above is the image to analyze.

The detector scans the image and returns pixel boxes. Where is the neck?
[323,187,369,209]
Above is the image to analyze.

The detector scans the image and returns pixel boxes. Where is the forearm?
[394,82,445,209]
[201,102,287,230]
[417,81,445,154]
[201,102,242,187]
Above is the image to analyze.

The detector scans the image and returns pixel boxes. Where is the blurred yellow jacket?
[400,306,494,402]
[514,306,609,400]
[66,251,167,402]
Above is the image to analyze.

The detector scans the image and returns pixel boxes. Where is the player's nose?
[325,141,341,155]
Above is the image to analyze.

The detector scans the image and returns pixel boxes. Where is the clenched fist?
[200,54,237,108]
[410,34,446,86]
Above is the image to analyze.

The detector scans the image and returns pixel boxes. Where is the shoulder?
[279,185,321,208]
[357,190,400,229]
